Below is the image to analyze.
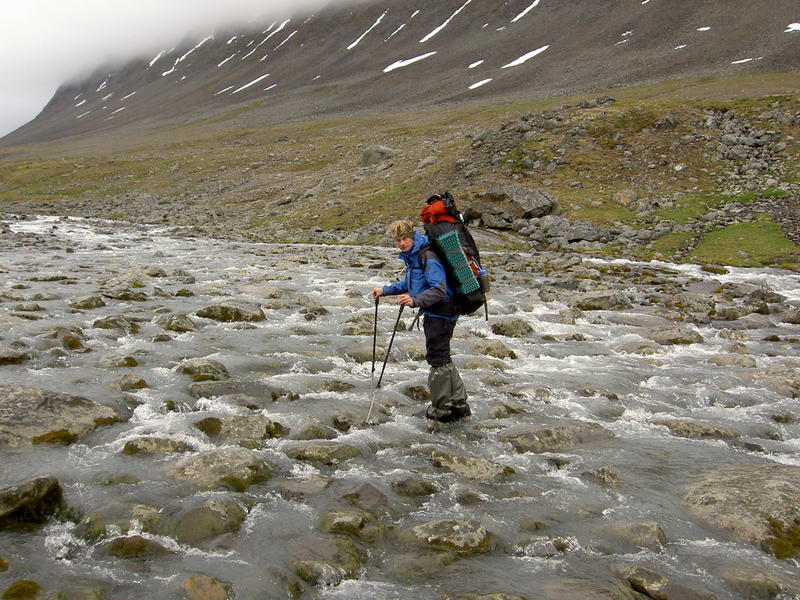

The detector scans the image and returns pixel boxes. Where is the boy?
[371,219,471,423]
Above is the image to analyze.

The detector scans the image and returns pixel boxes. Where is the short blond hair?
[388,219,414,240]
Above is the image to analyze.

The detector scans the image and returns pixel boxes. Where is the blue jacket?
[382,231,457,320]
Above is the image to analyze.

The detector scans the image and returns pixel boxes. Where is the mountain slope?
[3,0,799,146]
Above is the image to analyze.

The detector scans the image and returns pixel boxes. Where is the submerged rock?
[182,575,232,600]
[289,535,361,585]
[490,318,533,337]
[154,313,197,332]
[571,290,632,310]
[616,565,715,600]
[168,447,273,491]
[0,344,28,365]
[121,436,193,455]
[196,300,265,322]
[193,414,286,442]
[640,326,704,345]
[0,382,119,447]
[429,451,516,481]
[283,441,362,464]
[156,497,248,546]
[500,421,615,453]
[178,357,231,382]
[593,521,668,553]
[318,508,384,542]
[0,477,63,527]
[101,535,174,559]
[67,294,106,310]
[683,464,800,558]
[654,419,740,440]
[399,519,495,554]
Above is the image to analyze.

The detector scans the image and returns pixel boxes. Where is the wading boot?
[425,363,471,422]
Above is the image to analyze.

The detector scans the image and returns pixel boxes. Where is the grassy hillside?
[1,73,798,269]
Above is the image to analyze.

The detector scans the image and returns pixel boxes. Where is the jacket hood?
[400,231,428,262]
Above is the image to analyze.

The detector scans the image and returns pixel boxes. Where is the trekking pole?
[366,296,380,423]
[376,304,405,389]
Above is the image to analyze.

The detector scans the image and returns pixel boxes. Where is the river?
[1,215,798,599]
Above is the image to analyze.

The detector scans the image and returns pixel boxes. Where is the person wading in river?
[371,219,471,423]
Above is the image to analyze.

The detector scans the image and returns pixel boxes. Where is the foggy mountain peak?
[3,0,799,145]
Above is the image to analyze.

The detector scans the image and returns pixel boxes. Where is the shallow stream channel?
[1,215,799,600]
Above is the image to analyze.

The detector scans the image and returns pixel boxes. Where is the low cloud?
[0,0,366,138]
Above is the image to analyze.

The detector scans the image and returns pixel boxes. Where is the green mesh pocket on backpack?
[436,232,480,294]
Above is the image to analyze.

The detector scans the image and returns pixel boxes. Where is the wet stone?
[0,477,63,527]
[289,535,361,586]
[1,580,42,600]
[153,313,197,332]
[182,575,232,600]
[283,441,362,465]
[168,447,273,491]
[67,294,105,310]
[156,498,248,546]
[500,421,615,453]
[400,519,496,554]
[391,477,440,498]
[0,383,119,447]
[101,535,174,559]
[121,437,194,455]
[318,508,384,542]
[196,300,265,322]
[617,565,716,600]
[0,344,28,365]
[178,358,230,382]
[429,451,516,481]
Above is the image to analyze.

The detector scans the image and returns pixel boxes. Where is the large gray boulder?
[0,382,119,447]
[683,465,800,558]
[481,184,559,219]
[360,144,396,166]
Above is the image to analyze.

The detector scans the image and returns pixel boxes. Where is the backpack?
[420,192,490,319]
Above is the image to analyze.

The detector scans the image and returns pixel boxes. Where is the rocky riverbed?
[1,214,799,600]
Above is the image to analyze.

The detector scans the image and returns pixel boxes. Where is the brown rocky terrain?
[0,0,798,267]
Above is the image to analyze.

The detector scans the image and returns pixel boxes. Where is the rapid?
[0,215,798,599]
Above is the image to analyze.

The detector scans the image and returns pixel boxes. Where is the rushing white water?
[0,215,798,599]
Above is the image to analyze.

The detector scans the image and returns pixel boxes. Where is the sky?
[0,0,359,139]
